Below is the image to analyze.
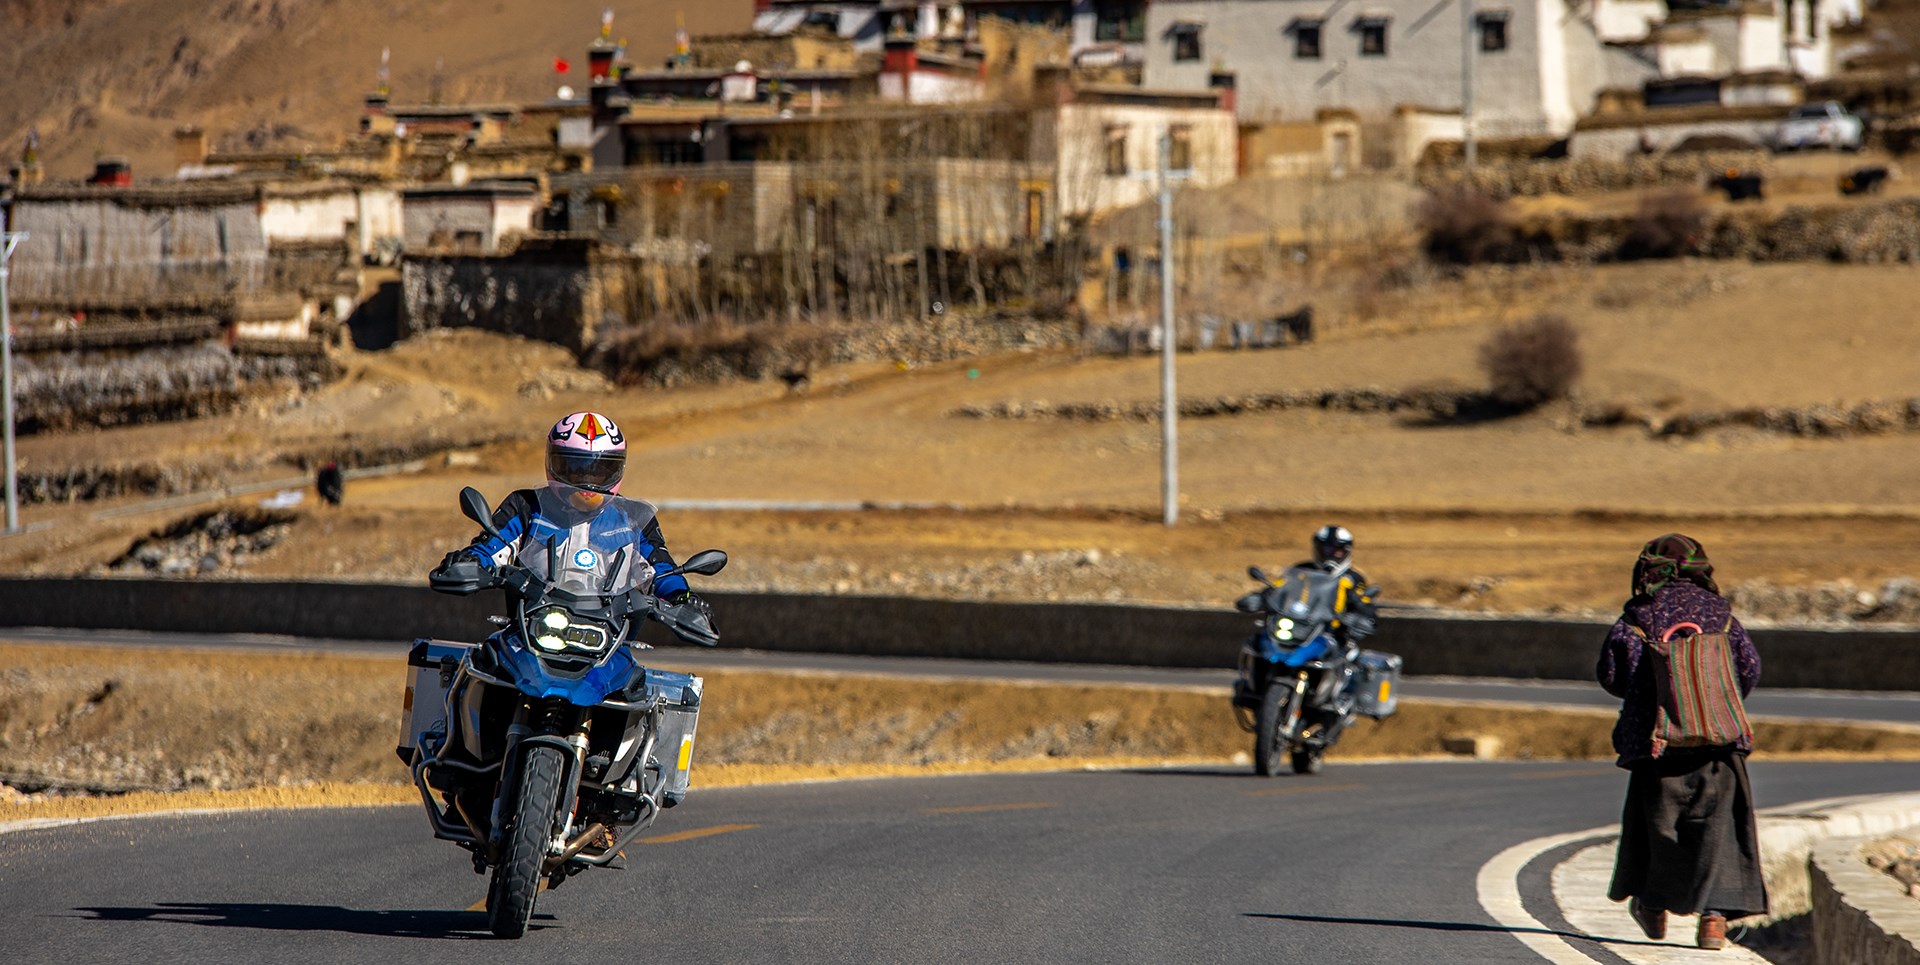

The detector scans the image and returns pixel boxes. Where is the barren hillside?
[0,0,753,180]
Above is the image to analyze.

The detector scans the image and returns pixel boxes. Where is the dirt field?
[6,258,1920,619]
[1,0,751,181]
[6,642,1919,823]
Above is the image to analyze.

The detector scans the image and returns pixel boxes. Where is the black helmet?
[1312,525,1354,571]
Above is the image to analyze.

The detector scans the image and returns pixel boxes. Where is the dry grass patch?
[6,643,1920,823]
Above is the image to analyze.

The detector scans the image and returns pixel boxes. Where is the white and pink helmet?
[547,411,626,496]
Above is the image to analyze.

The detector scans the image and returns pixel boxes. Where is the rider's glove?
[666,591,718,638]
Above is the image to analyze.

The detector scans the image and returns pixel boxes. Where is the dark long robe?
[1607,748,1769,919]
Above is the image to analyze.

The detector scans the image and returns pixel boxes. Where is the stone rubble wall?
[1812,835,1920,965]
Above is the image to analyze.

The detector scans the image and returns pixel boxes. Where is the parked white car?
[1775,102,1865,152]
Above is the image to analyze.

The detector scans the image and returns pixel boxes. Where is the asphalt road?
[9,627,1920,724]
[3,760,1915,964]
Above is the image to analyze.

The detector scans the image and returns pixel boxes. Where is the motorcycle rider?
[1279,525,1378,734]
[429,410,713,631]
[1291,524,1377,653]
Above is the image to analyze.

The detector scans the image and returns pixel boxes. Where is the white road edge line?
[1481,792,1920,963]
[0,802,410,838]
[1475,824,1615,965]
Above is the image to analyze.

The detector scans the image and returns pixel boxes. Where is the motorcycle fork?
[489,704,589,846]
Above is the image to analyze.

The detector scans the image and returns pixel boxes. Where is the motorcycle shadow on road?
[67,902,554,939]
[1241,912,1669,950]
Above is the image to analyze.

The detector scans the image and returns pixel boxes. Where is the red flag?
[554,57,571,74]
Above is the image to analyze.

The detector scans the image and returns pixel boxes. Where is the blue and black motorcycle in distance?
[1230,564,1402,776]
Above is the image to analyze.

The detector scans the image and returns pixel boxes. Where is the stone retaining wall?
[1813,835,1920,964]
[1,578,1917,690]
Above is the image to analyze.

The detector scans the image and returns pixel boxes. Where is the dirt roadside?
[6,643,1917,823]
[7,260,1920,621]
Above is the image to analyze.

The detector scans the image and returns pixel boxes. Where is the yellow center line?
[919,801,1058,815]
[1243,782,1365,798]
[1511,768,1616,781]
[637,822,760,845]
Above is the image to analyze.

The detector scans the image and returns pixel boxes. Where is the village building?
[1142,0,1628,142]
[401,182,542,253]
[3,180,272,304]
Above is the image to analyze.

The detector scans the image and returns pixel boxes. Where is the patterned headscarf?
[1631,533,1718,601]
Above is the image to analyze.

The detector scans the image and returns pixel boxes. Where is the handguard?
[428,553,490,596]
[659,595,721,647]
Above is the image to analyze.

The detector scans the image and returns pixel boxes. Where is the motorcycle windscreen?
[1272,566,1342,626]
[518,489,666,601]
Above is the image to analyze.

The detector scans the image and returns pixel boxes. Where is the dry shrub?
[1621,190,1706,259]
[1478,314,1583,409]
[1417,187,1516,265]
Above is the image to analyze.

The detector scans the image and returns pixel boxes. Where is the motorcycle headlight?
[526,606,611,655]
[1274,618,1295,641]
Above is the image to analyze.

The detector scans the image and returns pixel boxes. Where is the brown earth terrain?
[6,642,1919,822]
[1,0,753,180]
[5,258,1920,620]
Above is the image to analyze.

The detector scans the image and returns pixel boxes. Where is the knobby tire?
[488,745,566,938]
[1254,686,1290,777]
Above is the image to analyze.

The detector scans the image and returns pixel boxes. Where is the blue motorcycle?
[1230,565,1400,776]
[403,486,725,938]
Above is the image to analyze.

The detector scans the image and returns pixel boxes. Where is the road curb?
[1757,793,1920,921]
[1548,792,1920,961]
[1810,830,1920,964]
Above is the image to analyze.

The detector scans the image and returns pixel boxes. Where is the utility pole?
[1461,0,1477,169]
[1156,132,1179,528]
[1,231,26,533]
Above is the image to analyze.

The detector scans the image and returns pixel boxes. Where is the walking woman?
[1598,534,1767,951]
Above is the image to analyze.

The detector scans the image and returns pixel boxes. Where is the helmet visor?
[547,450,625,493]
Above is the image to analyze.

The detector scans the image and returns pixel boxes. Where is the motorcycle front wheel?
[488,745,566,938]
[1253,686,1303,777]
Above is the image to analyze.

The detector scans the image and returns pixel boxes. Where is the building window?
[1170,23,1203,62]
[1292,19,1323,59]
[1477,12,1509,51]
[1105,126,1129,176]
[1356,17,1389,56]
[1094,0,1146,43]
[1168,125,1193,172]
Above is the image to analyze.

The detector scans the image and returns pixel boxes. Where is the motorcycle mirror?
[459,487,501,541]
[1247,565,1270,585]
[671,549,729,577]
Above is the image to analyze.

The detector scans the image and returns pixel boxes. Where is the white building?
[1051,85,1238,216]
[258,182,404,262]
[1143,0,1837,141]
[401,183,540,253]
[1143,0,1620,138]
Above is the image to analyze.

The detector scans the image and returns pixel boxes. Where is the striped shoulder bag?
[1633,617,1753,758]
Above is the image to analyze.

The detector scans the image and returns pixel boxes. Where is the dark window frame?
[1477,11,1510,52]
[1356,17,1389,56]
[1105,126,1130,176]
[1168,124,1194,171]
[1170,24,1203,62]
[1093,0,1147,42]
[1291,19,1323,59]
